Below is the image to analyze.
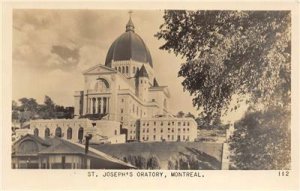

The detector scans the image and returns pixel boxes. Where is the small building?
[11,134,135,169]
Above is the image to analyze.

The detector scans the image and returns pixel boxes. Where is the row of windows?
[142,135,190,141]
[115,66,140,74]
[141,128,190,133]
[129,135,136,140]
[142,121,190,126]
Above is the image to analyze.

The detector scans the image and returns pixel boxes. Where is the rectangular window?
[168,135,170,139]
[187,122,190,126]
[154,128,156,132]
[154,122,156,126]
[172,128,174,133]
[161,122,163,126]
[147,128,149,133]
[172,121,174,125]
[178,122,181,126]
[121,108,123,113]
[153,135,156,140]
[161,129,163,133]
[172,135,174,140]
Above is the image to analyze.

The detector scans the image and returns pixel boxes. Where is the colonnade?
[88,97,109,114]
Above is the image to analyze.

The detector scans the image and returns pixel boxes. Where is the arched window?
[126,66,129,73]
[122,66,125,73]
[67,128,72,139]
[118,67,121,72]
[78,127,84,142]
[133,66,136,74]
[45,128,50,138]
[55,127,62,138]
[34,128,39,136]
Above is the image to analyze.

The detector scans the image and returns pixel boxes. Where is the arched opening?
[55,127,62,138]
[118,67,121,72]
[45,128,50,138]
[126,66,129,74]
[78,127,84,142]
[67,128,72,139]
[34,128,39,136]
[122,66,125,73]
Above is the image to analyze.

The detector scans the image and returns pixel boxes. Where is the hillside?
[91,142,223,170]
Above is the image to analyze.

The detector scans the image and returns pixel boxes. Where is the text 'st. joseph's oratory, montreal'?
[29,16,197,144]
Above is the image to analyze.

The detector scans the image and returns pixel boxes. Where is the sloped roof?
[13,134,51,147]
[137,65,149,78]
[38,138,136,168]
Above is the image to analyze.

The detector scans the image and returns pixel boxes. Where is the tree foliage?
[12,95,74,125]
[230,106,290,169]
[156,11,291,169]
[156,11,291,118]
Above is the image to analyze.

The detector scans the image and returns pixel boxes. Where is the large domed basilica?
[29,16,197,144]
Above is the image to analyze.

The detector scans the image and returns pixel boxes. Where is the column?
[95,98,98,114]
[97,98,100,113]
[99,97,103,114]
[90,98,93,114]
[107,97,110,113]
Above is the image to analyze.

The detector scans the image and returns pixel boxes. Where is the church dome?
[104,17,153,68]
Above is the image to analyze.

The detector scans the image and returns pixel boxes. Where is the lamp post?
[84,134,93,169]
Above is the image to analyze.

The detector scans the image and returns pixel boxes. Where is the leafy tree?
[185,112,195,119]
[230,107,290,169]
[156,11,291,119]
[156,11,291,169]
[12,101,19,121]
[147,155,160,169]
[18,98,38,112]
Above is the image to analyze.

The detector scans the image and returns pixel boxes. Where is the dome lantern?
[126,17,135,32]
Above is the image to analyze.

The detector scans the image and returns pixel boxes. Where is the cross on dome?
[126,10,135,32]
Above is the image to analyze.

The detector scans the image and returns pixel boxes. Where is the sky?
[12,9,247,123]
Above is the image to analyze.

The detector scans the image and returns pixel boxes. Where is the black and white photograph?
[1,1,299,190]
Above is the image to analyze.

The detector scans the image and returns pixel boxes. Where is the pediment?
[83,64,116,75]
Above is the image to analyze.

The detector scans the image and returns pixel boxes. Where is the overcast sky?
[12,9,247,122]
